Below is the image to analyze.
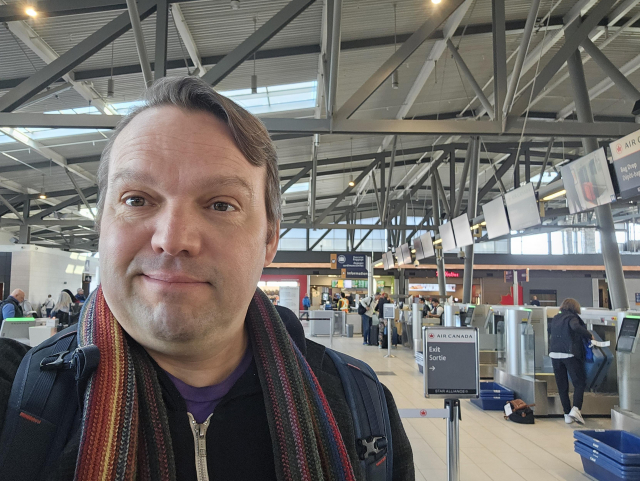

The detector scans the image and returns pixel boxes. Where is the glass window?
[550,231,563,255]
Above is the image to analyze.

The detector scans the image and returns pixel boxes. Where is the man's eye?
[125,197,146,207]
[211,202,235,212]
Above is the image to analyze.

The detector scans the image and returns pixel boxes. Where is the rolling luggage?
[369,324,379,346]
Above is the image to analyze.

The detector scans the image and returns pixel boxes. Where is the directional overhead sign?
[332,253,368,278]
[424,327,479,398]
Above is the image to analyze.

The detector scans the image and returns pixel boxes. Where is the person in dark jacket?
[548,298,594,425]
[0,289,25,320]
[0,77,413,481]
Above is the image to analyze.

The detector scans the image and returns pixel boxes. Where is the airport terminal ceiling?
[0,0,638,255]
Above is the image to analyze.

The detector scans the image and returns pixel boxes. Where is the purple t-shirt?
[165,346,253,423]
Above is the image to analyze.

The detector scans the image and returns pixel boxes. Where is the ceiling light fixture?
[25,7,37,17]
[348,137,356,187]
[230,0,240,10]
[39,175,46,199]
[542,189,566,201]
[348,176,355,187]
[432,0,442,4]
[107,41,115,98]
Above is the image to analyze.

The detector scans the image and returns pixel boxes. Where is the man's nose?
[150,204,202,257]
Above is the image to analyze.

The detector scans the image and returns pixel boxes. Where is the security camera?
[230,0,240,9]
[9,236,18,244]
[457,249,465,259]
[413,260,420,267]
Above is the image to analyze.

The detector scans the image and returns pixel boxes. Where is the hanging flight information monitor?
[382,251,394,270]
[504,183,541,231]
[439,222,457,253]
[482,196,511,240]
[610,130,640,200]
[398,243,412,265]
[451,213,473,248]
[561,147,616,214]
[413,232,435,260]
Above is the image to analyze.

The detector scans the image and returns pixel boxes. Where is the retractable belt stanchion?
[329,312,334,349]
[421,325,479,481]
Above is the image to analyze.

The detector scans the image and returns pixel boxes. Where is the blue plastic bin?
[575,442,640,476]
[579,456,640,481]
[470,397,510,411]
[479,382,514,396]
[574,431,640,466]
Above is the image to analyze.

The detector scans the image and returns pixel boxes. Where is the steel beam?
[0,0,158,112]
[581,38,640,105]
[387,160,443,220]
[326,0,342,118]
[528,8,640,115]
[0,194,23,221]
[503,0,540,116]
[27,187,98,224]
[334,0,466,120]
[170,4,205,76]
[126,0,153,86]
[566,23,628,311]
[313,156,379,225]
[5,18,115,114]
[449,149,456,213]
[492,0,507,125]
[309,211,348,249]
[447,39,494,119]
[557,52,640,120]
[431,175,446,299]
[154,0,170,80]
[280,214,306,239]
[453,140,472,217]
[509,0,613,120]
[536,139,554,191]
[202,0,317,86]
[463,135,479,303]
[19,196,31,244]
[377,0,473,151]
[281,166,312,194]
[382,136,398,225]
[310,137,318,224]
[66,169,95,220]
[0,127,96,184]
[433,168,451,219]
[477,153,515,203]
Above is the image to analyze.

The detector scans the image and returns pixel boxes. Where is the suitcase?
[369,324,379,346]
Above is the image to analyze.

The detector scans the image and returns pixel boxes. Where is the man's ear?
[264,219,280,267]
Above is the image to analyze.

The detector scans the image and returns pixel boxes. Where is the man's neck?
[147,326,249,388]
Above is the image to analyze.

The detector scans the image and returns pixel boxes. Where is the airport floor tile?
[308,333,609,480]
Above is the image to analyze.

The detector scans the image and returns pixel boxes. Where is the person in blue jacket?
[0,289,25,320]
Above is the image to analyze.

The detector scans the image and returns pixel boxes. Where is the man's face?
[99,106,279,355]
[15,291,24,303]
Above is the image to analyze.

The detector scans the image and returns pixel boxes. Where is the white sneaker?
[564,414,574,424]
[569,406,585,424]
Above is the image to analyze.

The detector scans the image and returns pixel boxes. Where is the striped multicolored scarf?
[74,286,355,481]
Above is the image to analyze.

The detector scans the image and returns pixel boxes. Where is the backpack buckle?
[358,436,387,460]
[40,350,70,370]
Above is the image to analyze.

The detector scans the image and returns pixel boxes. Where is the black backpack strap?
[0,325,100,481]
[325,349,393,481]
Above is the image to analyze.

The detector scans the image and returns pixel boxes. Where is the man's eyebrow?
[110,169,255,199]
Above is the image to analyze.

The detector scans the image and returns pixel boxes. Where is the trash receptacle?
[346,324,354,337]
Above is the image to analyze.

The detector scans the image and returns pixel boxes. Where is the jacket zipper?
[188,412,212,481]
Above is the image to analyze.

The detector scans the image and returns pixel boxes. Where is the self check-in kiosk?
[612,314,640,434]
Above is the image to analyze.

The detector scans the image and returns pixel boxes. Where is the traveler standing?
[51,291,72,326]
[43,294,55,317]
[0,289,25,320]
[530,295,541,306]
[338,292,349,312]
[358,296,374,345]
[76,288,86,302]
[548,298,594,424]
[300,293,311,321]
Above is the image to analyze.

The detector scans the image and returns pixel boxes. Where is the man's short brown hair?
[96,76,281,241]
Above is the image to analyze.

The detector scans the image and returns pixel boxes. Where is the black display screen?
[617,318,640,352]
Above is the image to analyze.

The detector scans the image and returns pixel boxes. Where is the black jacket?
[0,297,23,320]
[0,318,414,480]
[548,310,592,360]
